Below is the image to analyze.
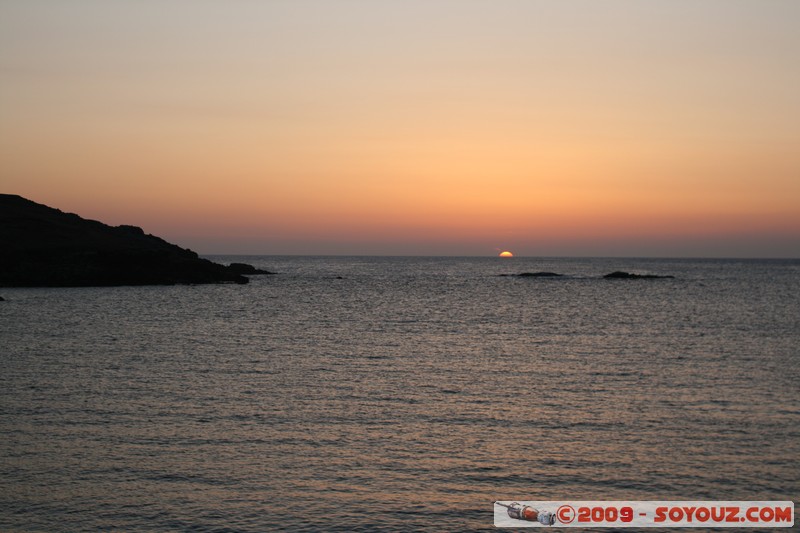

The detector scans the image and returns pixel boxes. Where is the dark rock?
[0,194,249,287]
[603,271,674,279]
[116,225,146,236]
[0,296,4,301]
[499,272,563,277]
[226,262,276,275]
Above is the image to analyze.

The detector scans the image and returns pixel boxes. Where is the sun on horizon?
[499,251,513,258]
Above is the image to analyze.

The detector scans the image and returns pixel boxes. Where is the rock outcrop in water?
[0,194,252,287]
[499,272,563,277]
[517,271,563,277]
[603,271,674,279]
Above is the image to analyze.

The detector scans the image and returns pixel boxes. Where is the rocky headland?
[0,194,265,287]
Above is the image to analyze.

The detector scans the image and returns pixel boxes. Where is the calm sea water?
[1,257,798,531]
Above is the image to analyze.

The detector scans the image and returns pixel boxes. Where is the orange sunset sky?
[1,0,799,256]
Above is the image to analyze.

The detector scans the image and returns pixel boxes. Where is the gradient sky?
[2,0,799,256]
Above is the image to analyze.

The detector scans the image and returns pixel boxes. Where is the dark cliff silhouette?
[0,194,252,287]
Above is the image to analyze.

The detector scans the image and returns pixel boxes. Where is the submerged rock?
[499,272,563,277]
[603,271,674,279]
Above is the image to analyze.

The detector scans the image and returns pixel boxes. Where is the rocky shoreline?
[0,194,272,287]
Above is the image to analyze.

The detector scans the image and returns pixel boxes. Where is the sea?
[1,256,798,531]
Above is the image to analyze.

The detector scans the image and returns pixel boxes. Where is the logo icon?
[496,502,556,525]
[557,505,576,524]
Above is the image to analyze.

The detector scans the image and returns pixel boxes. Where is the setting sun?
[499,251,514,258]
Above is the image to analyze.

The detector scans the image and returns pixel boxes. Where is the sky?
[1,0,799,257]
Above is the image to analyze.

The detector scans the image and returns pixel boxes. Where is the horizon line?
[198,253,800,260]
